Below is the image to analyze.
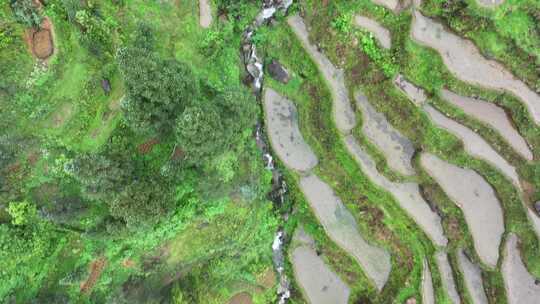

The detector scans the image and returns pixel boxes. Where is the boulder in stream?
[267,60,290,84]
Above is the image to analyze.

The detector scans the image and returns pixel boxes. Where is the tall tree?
[117,26,199,136]
[66,153,133,200]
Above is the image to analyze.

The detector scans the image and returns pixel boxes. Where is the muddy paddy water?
[436,252,461,304]
[355,91,415,175]
[502,233,540,304]
[421,153,504,267]
[411,11,540,125]
[394,74,427,106]
[288,15,356,134]
[422,259,435,304]
[345,136,447,247]
[199,0,212,28]
[263,89,318,173]
[291,228,350,304]
[299,174,392,290]
[424,104,521,190]
[354,16,391,49]
[441,89,532,160]
[458,249,488,304]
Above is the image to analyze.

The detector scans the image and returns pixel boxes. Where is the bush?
[7,200,36,226]
[10,0,42,28]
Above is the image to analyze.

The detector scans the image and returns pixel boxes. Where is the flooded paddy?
[354,16,391,49]
[458,250,488,304]
[436,252,461,304]
[424,104,521,190]
[344,136,447,246]
[411,11,540,125]
[441,89,532,160]
[421,153,504,267]
[291,228,351,304]
[502,233,540,304]
[299,174,392,290]
[263,89,318,173]
[355,91,415,175]
[288,15,356,134]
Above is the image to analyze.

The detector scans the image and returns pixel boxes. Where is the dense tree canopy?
[66,152,133,200]
[117,30,200,136]
[109,178,174,228]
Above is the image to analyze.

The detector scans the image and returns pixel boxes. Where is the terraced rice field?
[254,1,539,303]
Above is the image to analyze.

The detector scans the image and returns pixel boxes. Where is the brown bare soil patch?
[32,29,53,59]
[122,259,136,268]
[137,138,160,154]
[24,17,55,60]
[49,103,74,128]
[80,257,107,294]
[228,292,253,304]
[257,268,276,289]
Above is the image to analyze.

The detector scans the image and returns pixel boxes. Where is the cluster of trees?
[118,23,257,168]
[62,23,258,228]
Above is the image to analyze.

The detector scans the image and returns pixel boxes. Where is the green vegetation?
[1,0,539,303]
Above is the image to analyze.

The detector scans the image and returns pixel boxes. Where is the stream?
[241,1,293,303]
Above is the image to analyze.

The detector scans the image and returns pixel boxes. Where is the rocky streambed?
[240,1,293,303]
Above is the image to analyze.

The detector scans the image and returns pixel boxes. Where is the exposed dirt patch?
[24,17,55,60]
[228,292,253,304]
[49,103,74,128]
[32,29,53,59]
[257,268,276,289]
[137,138,160,154]
[122,259,136,269]
[80,257,107,294]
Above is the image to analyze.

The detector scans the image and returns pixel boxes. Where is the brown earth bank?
[228,292,253,304]
[80,257,107,294]
[24,17,55,60]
